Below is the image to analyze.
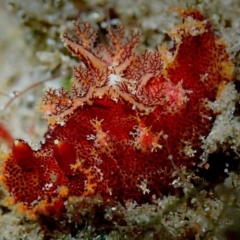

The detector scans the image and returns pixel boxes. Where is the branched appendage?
[61,23,140,90]
[43,18,199,123]
[74,22,97,51]
[59,22,167,113]
[130,125,163,152]
[37,22,143,120]
[41,87,73,116]
[107,25,141,75]
[73,64,108,91]
[120,50,163,104]
[61,21,191,116]
[122,48,193,110]
[124,50,163,86]
[89,118,114,155]
[130,115,164,152]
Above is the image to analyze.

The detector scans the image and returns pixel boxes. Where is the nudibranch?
[1,9,234,217]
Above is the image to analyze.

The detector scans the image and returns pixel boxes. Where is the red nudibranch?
[1,9,234,218]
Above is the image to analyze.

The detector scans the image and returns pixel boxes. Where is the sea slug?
[1,9,234,218]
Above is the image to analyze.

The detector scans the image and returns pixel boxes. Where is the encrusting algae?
[0,8,235,223]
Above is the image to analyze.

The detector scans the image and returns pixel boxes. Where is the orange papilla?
[12,140,36,170]
[53,140,77,174]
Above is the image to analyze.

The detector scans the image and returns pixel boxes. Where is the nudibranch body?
[1,9,234,217]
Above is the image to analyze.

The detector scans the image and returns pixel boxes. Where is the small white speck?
[108,74,122,86]
[163,134,168,140]
[86,134,95,140]
[9,92,17,98]
[58,121,65,126]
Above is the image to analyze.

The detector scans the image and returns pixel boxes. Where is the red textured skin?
[1,9,234,216]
